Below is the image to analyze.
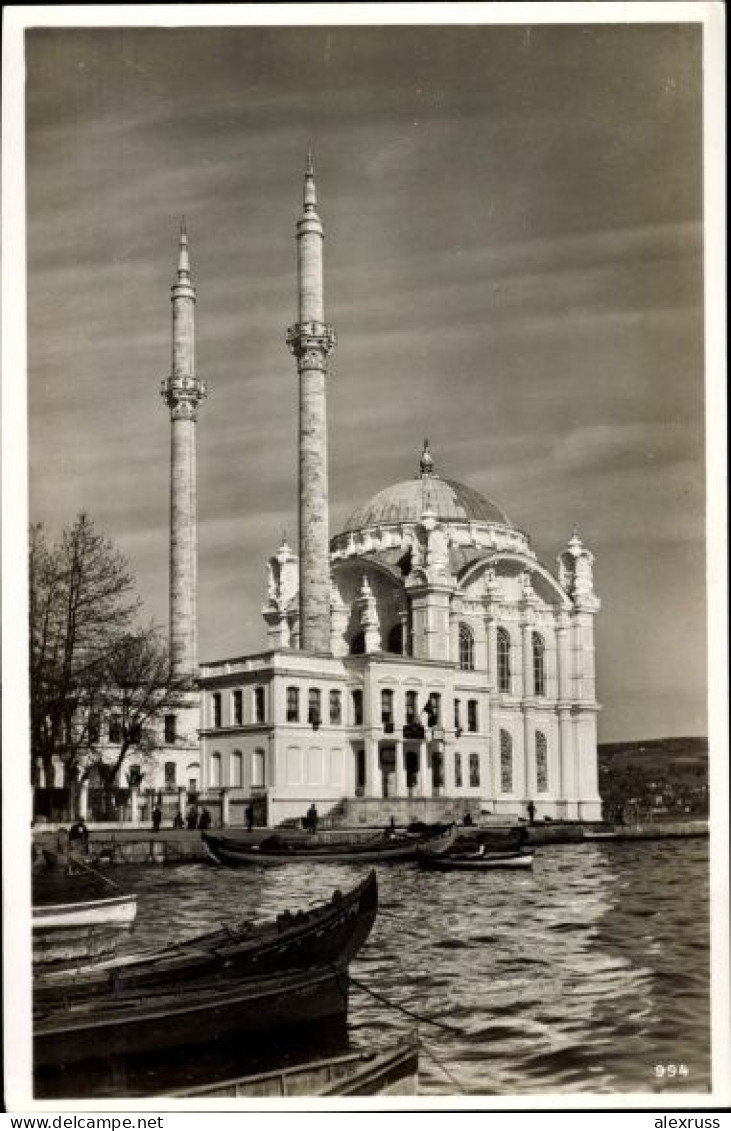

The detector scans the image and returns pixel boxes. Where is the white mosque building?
[155,157,603,828]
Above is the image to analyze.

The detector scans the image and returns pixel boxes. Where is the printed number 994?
[655,1064,689,1078]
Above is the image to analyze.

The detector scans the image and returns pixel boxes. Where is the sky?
[24,17,707,743]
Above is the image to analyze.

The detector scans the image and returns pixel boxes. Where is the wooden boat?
[417,845,535,871]
[34,962,352,1069]
[202,824,454,865]
[35,870,377,1001]
[33,872,137,967]
[172,1033,419,1098]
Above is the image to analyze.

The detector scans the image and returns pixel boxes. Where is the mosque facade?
[177,160,603,827]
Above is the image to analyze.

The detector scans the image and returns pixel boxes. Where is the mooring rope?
[419,1035,469,1095]
[338,969,466,1035]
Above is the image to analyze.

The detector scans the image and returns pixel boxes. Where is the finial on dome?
[419,438,435,478]
[569,525,583,550]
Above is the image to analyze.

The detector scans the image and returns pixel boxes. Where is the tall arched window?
[252,748,265,788]
[459,624,475,671]
[350,631,365,655]
[500,729,513,792]
[536,731,549,793]
[497,628,511,693]
[164,761,177,789]
[209,751,222,787]
[532,632,546,697]
[230,750,243,788]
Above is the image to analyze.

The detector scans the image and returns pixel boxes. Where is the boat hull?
[174,1035,419,1098]
[35,871,377,1000]
[203,826,453,865]
[417,851,535,871]
[33,894,137,966]
[34,964,349,1068]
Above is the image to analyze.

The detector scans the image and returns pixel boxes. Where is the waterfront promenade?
[32,818,709,866]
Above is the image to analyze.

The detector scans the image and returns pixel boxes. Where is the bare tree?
[80,628,192,816]
[29,513,156,796]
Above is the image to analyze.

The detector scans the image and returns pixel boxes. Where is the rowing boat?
[202,824,454,865]
[34,962,352,1068]
[417,846,535,871]
[33,878,137,967]
[35,870,377,1002]
[172,1033,419,1097]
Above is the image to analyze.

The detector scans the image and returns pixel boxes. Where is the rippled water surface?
[39,838,710,1098]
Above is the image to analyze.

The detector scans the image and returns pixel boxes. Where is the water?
[37,838,710,1098]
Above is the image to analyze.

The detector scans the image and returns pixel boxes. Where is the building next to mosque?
[156,156,602,829]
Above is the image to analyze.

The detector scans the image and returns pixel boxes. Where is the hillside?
[597,737,708,822]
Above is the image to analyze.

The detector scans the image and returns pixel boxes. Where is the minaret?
[286,152,337,652]
[161,222,207,683]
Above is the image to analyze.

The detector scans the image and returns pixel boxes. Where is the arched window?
[350,631,365,655]
[500,730,513,792]
[209,751,222,787]
[164,761,177,789]
[252,748,265,788]
[459,624,475,671]
[405,690,418,724]
[497,628,511,693]
[532,632,546,697]
[230,750,243,788]
[536,732,549,793]
[387,624,404,654]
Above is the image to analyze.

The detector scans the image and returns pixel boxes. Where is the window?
[405,690,418,724]
[212,692,222,728]
[497,628,511,693]
[164,761,177,789]
[500,730,513,792]
[88,714,100,744]
[425,692,441,727]
[352,689,363,726]
[469,752,480,788]
[459,624,475,671]
[381,689,394,726]
[454,699,462,732]
[252,748,265,788]
[454,751,463,788]
[164,714,177,744]
[532,633,546,697]
[350,631,365,655]
[128,764,142,788]
[209,751,222,787]
[254,686,265,724]
[467,699,479,733]
[232,689,243,726]
[108,715,122,744]
[128,721,142,745]
[536,731,549,793]
[286,686,300,723]
[308,688,321,727]
[231,750,243,788]
[329,689,342,725]
[387,624,404,654]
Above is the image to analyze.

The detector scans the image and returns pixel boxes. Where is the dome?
[342,473,512,533]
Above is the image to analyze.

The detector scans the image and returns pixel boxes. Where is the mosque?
[156,158,603,828]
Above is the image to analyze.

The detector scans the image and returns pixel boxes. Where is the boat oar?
[67,850,121,892]
[338,969,467,1036]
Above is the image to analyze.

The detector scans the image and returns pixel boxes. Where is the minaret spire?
[286,155,337,652]
[161,224,208,683]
